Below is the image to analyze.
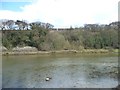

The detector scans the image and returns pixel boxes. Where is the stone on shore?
[0,46,8,52]
[12,46,38,52]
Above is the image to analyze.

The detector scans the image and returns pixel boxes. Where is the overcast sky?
[0,0,119,28]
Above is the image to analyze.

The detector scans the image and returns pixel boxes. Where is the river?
[2,54,118,88]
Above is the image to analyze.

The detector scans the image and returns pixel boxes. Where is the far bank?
[2,49,119,56]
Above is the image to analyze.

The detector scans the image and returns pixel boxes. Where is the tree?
[30,22,54,29]
[0,19,10,30]
[5,20,15,30]
[45,23,54,29]
[15,20,28,30]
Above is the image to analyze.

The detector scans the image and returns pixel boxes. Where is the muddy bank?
[2,49,119,56]
[1,46,119,55]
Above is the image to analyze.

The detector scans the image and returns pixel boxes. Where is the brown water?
[2,54,118,88]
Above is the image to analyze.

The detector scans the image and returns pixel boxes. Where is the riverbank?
[1,49,119,56]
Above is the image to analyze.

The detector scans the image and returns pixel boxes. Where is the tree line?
[0,19,54,30]
[1,19,119,51]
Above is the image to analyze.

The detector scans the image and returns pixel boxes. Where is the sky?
[0,0,119,28]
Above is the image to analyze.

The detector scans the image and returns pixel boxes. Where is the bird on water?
[45,77,52,81]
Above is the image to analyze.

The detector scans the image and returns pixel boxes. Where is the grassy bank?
[2,49,119,56]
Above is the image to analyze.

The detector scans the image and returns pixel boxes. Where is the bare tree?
[5,20,15,30]
[15,20,28,30]
[45,23,54,29]
[0,19,8,30]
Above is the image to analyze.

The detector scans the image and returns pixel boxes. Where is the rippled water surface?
[2,54,118,88]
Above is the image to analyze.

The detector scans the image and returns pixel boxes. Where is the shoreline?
[1,49,119,56]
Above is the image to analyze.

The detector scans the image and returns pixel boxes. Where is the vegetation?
[1,19,119,51]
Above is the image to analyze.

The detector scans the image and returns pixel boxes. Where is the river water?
[2,54,118,88]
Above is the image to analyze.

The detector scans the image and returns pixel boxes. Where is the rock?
[73,85,76,87]
[112,85,120,90]
[0,46,8,51]
[12,46,38,52]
